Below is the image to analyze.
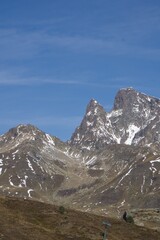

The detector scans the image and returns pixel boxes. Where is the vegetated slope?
[0,196,159,240]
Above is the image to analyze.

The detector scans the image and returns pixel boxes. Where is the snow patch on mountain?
[45,134,55,146]
[28,189,34,198]
[9,176,16,187]
[115,167,133,189]
[26,158,36,174]
[141,175,146,194]
[150,159,160,163]
[18,175,28,188]
[86,156,97,166]
[125,124,140,145]
[108,109,123,118]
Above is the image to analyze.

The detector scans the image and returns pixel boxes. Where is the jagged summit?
[113,87,160,111]
[113,87,139,110]
[9,124,41,134]
[85,98,103,115]
[0,124,41,138]
[70,98,111,149]
[0,124,45,147]
[70,88,160,149]
[88,98,98,105]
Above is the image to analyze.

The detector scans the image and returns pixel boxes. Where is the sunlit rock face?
[70,88,160,150]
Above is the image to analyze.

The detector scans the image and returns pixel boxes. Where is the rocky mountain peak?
[114,87,160,112]
[70,88,160,149]
[85,98,106,121]
[87,98,98,107]
[0,124,42,143]
[70,98,111,149]
[113,87,138,110]
[86,98,102,110]
[0,124,57,155]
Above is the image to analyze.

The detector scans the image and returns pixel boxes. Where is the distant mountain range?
[0,87,159,218]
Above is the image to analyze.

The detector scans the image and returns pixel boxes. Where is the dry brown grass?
[0,196,159,240]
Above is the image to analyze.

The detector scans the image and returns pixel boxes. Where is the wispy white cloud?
[0,69,92,86]
[1,13,160,63]
[0,68,134,88]
[0,69,148,89]
[0,2,160,64]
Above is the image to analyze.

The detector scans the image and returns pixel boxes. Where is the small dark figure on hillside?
[123,211,127,222]
[122,211,134,223]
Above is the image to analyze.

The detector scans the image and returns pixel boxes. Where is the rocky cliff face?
[70,88,160,150]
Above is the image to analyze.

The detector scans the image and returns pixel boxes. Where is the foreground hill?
[0,196,159,240]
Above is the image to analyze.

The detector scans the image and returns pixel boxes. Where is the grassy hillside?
[0,196,159,240]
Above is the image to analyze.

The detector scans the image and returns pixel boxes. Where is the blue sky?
[0,0,160,140]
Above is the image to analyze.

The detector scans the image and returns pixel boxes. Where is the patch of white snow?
[115,168,133,189]
[12,149,19,154]
[28,189,34,198]
[125,124,140,145]
[45,134,55,146]
[26,158,36,174]
[141,175,146,194]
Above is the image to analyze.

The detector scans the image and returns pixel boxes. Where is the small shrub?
[59,206,65,214]
[100,232,104,237]
[123,211,134,224]
[126,215,134,223]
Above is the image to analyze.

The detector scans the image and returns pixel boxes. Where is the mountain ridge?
[0,87,159,223]
[70,87,160,150]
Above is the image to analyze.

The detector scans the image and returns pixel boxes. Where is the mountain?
[70,87,160,150]
[0,124,89,203]
[0,88,159,228]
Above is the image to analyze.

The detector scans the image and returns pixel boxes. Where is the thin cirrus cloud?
[0,68,146,90]
[0,25,160,61]
[0,69,89,86]
[0,3,160,60]
[0,29,118,59]
[0,69,135,88]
